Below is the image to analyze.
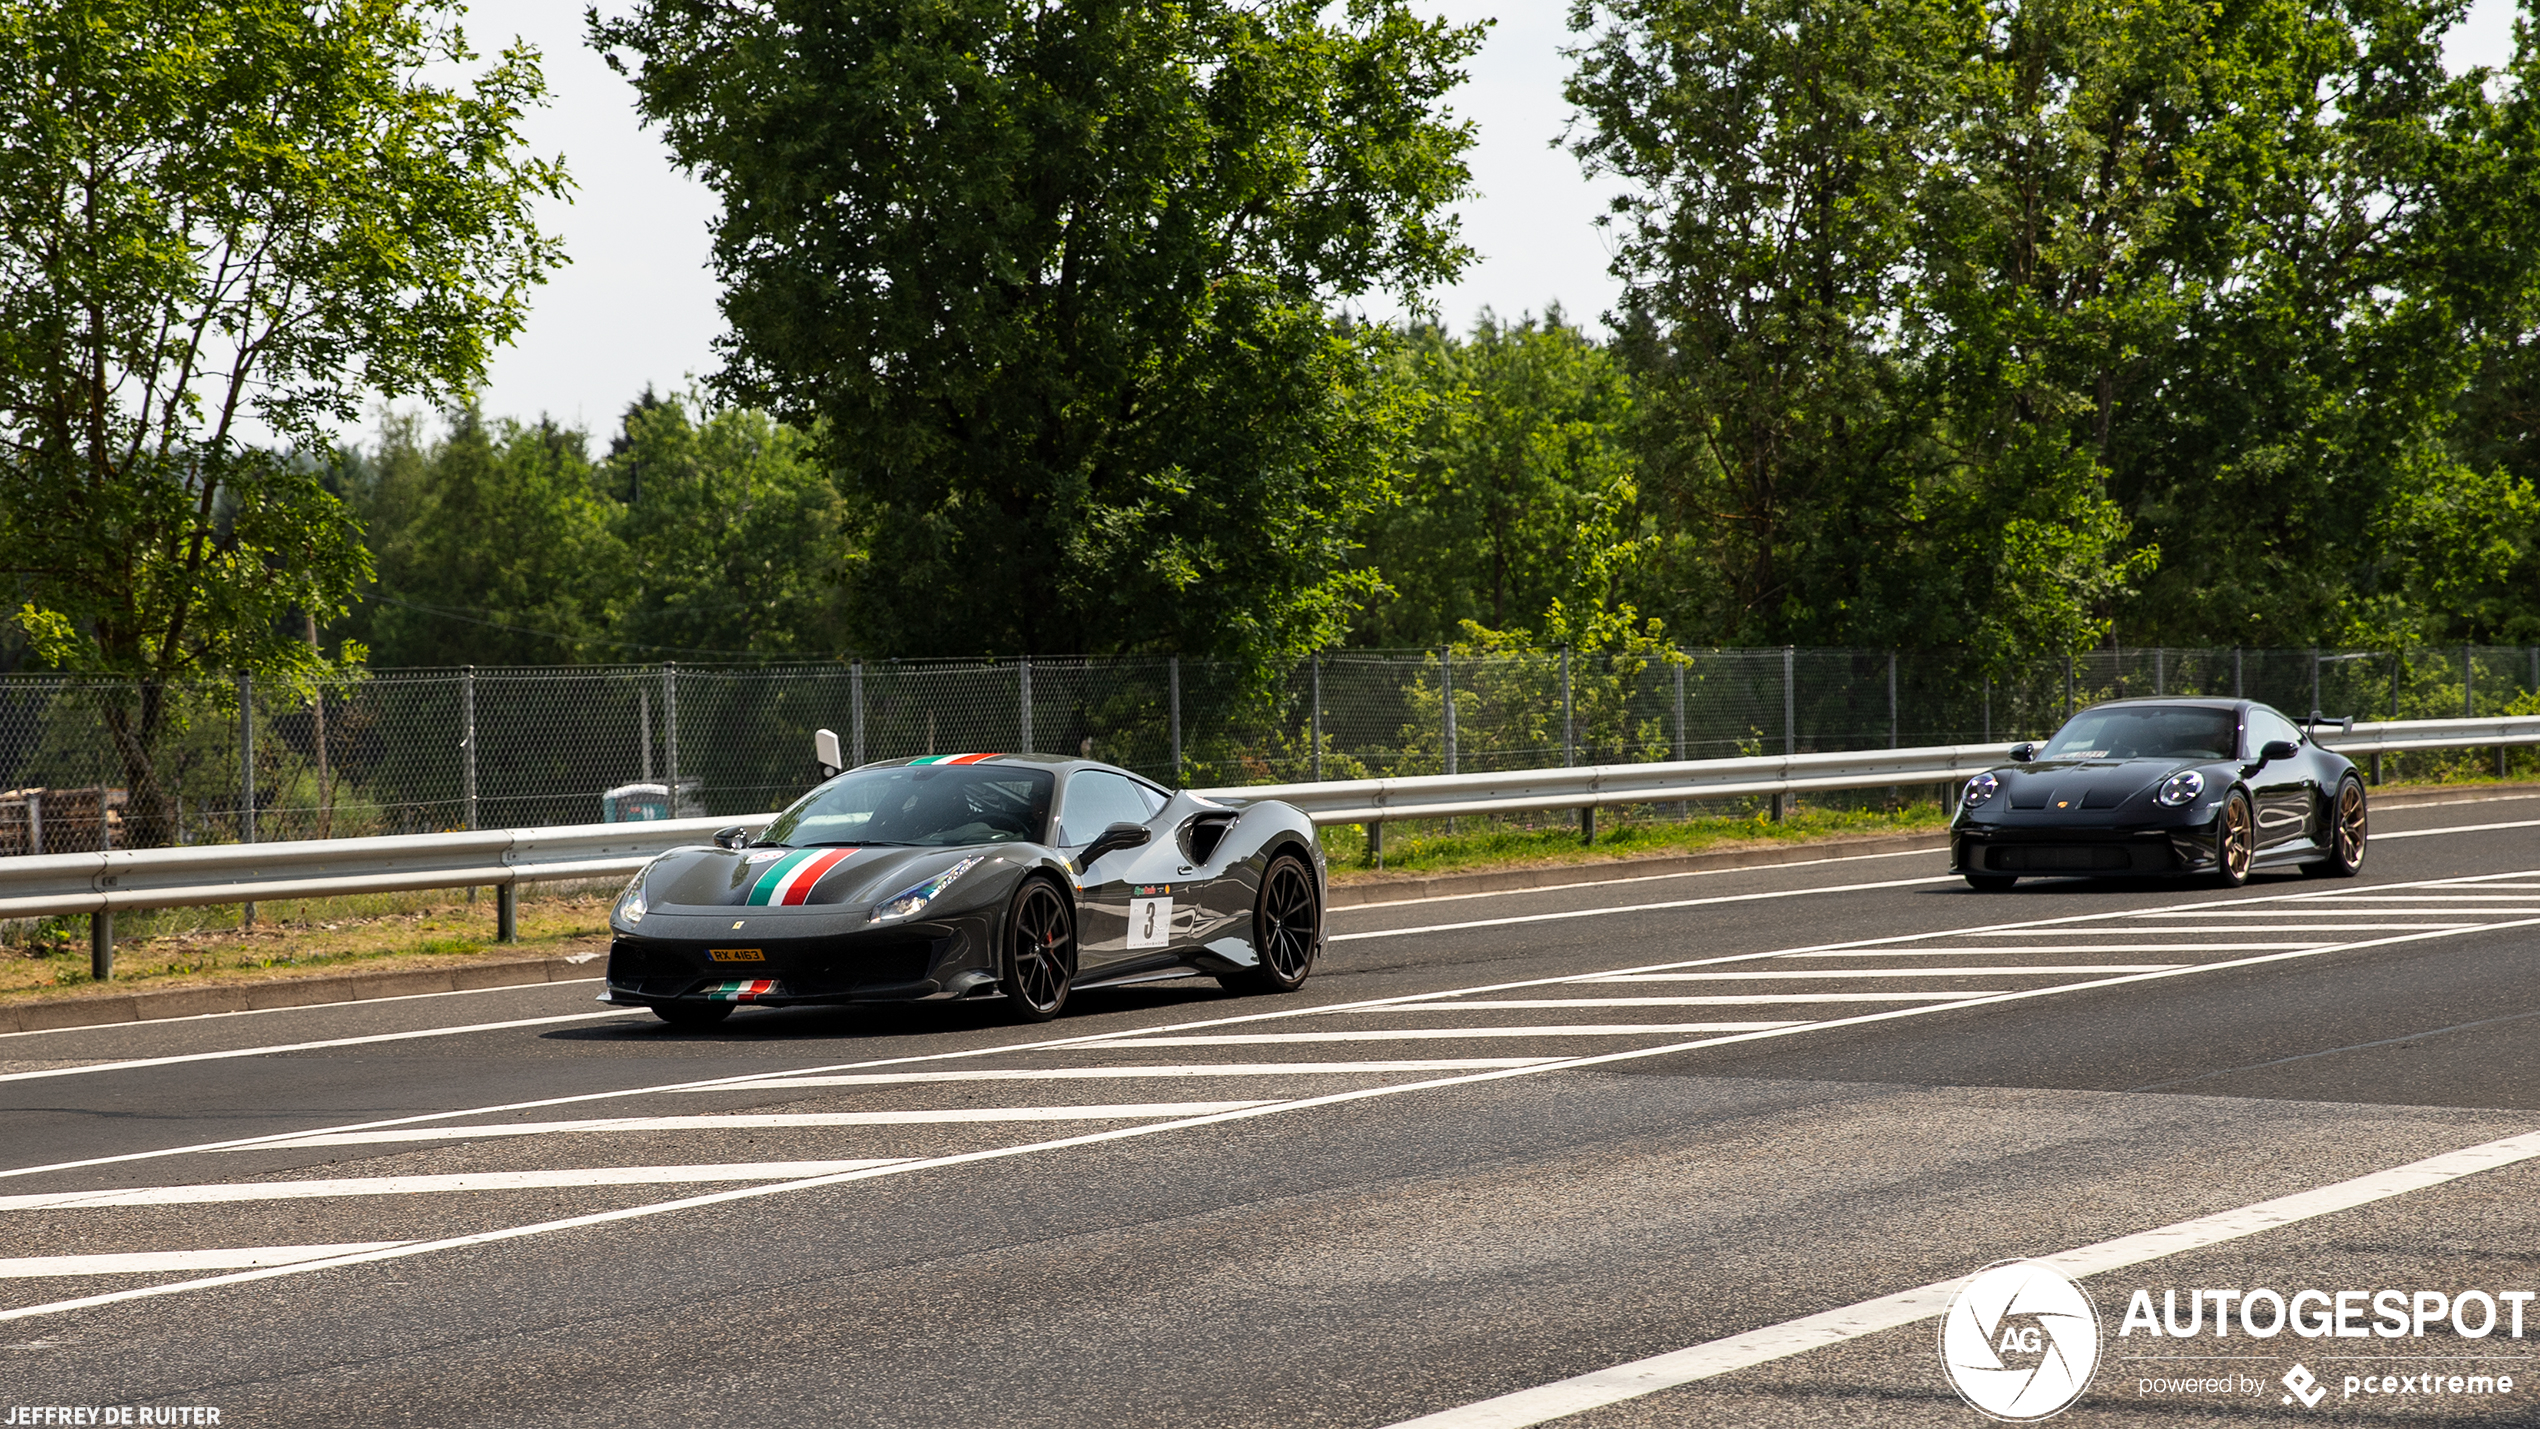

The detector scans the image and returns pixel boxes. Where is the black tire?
[1219,852,1320,994]
[653,1001,734,1028]
[1000,877,1076,1022]
[1964,874,2018,892]
[2301,777,2368,878]
[2215,789,2255,887]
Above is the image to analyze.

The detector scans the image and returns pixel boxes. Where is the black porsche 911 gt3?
[601,753,1327,1025]
[1950,698,2368,890]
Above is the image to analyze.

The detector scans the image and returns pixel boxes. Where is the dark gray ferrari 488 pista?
[1951,698,2369,890]
[602,751,1326,1025]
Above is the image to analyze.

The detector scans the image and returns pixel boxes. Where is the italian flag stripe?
[746,849,822,904]
[908,752,1000,766]
[774,847,854,905]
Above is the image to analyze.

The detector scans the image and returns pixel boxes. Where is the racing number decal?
[1127,895,1174,949]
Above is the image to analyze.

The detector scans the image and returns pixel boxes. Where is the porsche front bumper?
[1951,818,2221,877]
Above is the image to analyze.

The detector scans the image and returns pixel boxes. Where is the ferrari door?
[1056,770,1173,972]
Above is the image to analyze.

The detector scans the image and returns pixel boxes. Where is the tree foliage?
[591,0,1483,678]
[0,0,565,841]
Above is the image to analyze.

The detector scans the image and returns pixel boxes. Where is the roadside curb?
[0,952,604,1036]
[8,781,2532,1037]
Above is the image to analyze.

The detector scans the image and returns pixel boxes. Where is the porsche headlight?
[2156,770,2207,807]
[1962,773,2000,806]
[615,875,647,925]
[870,855,985,923]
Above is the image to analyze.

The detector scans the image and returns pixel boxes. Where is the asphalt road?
[5,792,2540,1427]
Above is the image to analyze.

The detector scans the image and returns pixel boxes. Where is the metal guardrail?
[4,714,2536,929]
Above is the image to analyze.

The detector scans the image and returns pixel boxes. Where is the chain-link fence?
[3,645,2534,853]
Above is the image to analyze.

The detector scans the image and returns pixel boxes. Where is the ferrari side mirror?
[813,727,844,780]
[713,825,750,850]
[2258,739,2299,763]
[1076,821,1152,869]
[2009,742,2039,762]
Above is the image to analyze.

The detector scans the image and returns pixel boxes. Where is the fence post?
[1774,645,1793,822]
[661,663,679,815]
[640,687,653,783]
[1673,651,1688,821]
[239,672,256,930]
[462,665,478,832]
[1887,650,1899,810]
[1168,656,1181,781]
[1560,646,1574,767]
[1019,657,1033,754]
[2063,654,2074,723]
[1983,678,1992,746]
[2310,645,2321,718]
[850,660,865,768]
[2233,647,2243,698]
[2464,644,2474,718]
[1442,650,1457,776]
[91,908,112,982]
[2155,648,2165,696]
[1310,651,1322,784]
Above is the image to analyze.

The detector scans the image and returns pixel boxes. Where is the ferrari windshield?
[761,764,1054,847]
[2038,706,2239,762]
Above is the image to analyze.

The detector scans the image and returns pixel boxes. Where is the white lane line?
[237,1103,1275,1148]
[1585,966,2181,979]
[0,1245,409,1278]
[701,1061,1561,1089]
[1330,842,1949,910]
[2145,909,2514,919]
[2379,818,2540,839]
[0,1008,649,1085]
[1792,944,2328,954]
[1073,1025,1803,1046]
[10,916,2540,1324]
[0,1162,913,1212]
[1966,925,2466,934]
[1326,875,1958,942]
[2303,894,2540,902]
[1378,1126,2540,1429]
[1344,996,1967,1009]
[0,978,610,1044]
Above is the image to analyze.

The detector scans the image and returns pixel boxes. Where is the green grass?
[1318,800,1954,880]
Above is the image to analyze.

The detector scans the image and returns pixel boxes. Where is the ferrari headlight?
[2156,770,2206,807]
[1962,773,1999,806]
[615,875,647,925]
[870,855,985,923]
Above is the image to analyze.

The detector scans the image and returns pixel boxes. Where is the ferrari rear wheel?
[2215,790,2255,887]
[653,1001,734,1028]
[1964,874,2018,892]
[2302,777,2368,878]
[1220,853,1319,994]
[1001,878,1076,1022]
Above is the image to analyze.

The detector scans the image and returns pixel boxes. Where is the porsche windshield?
[762,764,1054,847]
[2039,707,2239,762]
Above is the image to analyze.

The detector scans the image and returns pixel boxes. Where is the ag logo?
[1939,1259,2101,1421]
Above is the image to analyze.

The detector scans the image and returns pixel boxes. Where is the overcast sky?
[456,0,2528,444]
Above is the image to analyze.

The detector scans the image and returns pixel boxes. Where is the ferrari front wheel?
[1001,878,1076,1022]
[2215,790,2255,887]
[2302,777,2368,878]
[1220,853,1319,995]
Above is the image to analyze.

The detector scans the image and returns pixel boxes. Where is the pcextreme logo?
[1939,1260,2103,1422]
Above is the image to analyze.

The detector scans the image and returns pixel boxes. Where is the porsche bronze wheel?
[1001,878,1076,1022]
[2302,777,2368,878]
[1220,852,1319,994]
[653,1001,734,1028]
[2216,790,2255,887]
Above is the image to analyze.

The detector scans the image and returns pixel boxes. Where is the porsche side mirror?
[2009,742,2040,763]
[1076,821,1152,869]
[813,727,844,781]
[2258,739,2299,763]
[713,825,750,850]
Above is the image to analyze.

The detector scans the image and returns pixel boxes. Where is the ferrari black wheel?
[1964,874,2018,892]
[2215,790,2255,887]
[1001,877,1076,1022]
[653,1001,734,1028]
[2302,777,2368,878]
[1220,852,1319,994]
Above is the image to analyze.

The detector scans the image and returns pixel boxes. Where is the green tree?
[0,0,565,842]
[609,394,851,657]
[1354,310,1640,646]
[591,0,1481,680]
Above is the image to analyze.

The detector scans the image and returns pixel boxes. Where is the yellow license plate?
[708,948,765,962]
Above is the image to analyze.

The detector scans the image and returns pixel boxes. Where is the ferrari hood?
[642,844,981,911]
[2002,757,2192,811]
